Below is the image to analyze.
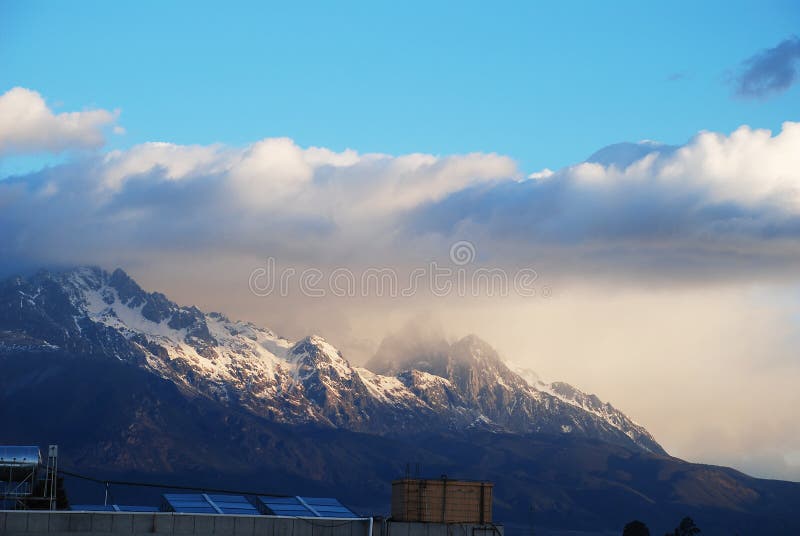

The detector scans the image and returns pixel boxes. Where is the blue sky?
[2,0,798,175]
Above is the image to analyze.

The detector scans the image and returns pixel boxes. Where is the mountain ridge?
[0,265,664,454]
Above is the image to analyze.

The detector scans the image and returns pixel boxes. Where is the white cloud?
[0,135,517,271]
[82,137,518,221]
[568,124,800,205]
[101,142,230,191]
[408,121,800,283]
[527,168,553,180]
[229,138,317,205]
[2,121,800,279]
[0,87,119,156]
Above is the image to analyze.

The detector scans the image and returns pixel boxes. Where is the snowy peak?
[290,335,353,381]
[73,267,216,352]
[370,333,526,401]
[107,268,148,309]
[447,334,528,390]
[585,140,679,169]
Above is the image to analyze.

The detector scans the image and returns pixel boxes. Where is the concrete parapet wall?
[0,511,372,536]
[0,511,501,536]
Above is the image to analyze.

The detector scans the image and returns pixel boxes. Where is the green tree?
[623,520,650,536]
[665,516,701,536]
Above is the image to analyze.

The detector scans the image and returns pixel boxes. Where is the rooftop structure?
[0,446,60,510]
[391,477,493,524]
[0,447,42,469]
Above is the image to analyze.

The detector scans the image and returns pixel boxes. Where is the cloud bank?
[412,123,800,282]
[0,136,518,274]
[2,112,800,285]
[0,87,119,156]
[733,36,800,99]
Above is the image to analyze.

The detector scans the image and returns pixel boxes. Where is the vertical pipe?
[50,445,58,510]
[479,484,485,525]
[418,480,423,522]
[441,475,447,524]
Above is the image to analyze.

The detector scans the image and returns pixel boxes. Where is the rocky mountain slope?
[0,266,663,453]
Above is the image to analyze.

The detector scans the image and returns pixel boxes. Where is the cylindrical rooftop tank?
[0,446,42,482]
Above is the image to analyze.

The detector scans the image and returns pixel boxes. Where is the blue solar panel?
[301,497,360,518]
[162,493,259,515]
[257,496,314,517]
[206,494,260,515]
[257,496,358,518]
[303,498,341,505]
[163,494,217,514]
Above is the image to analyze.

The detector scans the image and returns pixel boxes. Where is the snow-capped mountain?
[585,140,679,168]
[0,267,664,454]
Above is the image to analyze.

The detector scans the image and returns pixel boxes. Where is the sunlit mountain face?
[0,267,662,452]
